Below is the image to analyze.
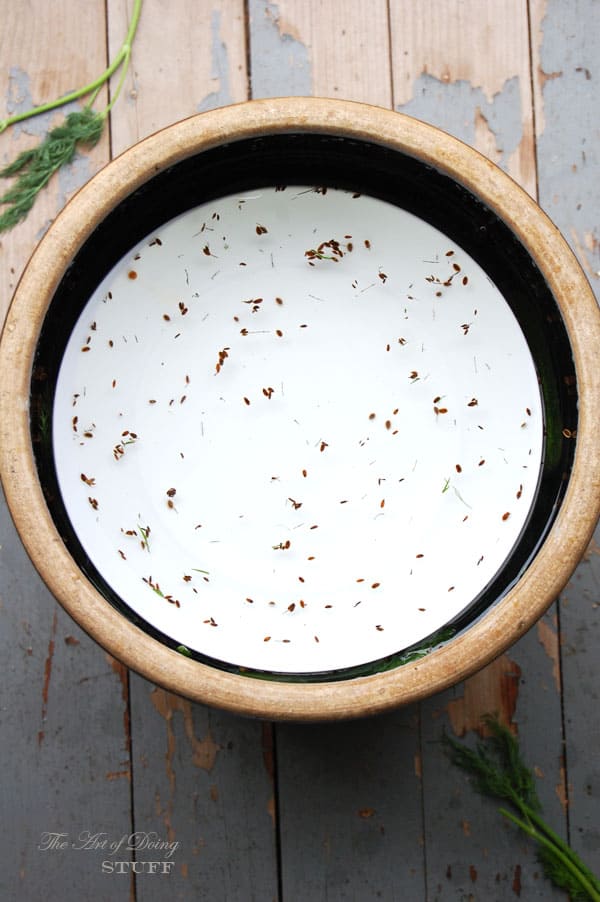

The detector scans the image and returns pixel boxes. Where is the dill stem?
[0,0,143,135]
[500,807,600,902]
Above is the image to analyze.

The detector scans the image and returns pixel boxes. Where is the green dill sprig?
[444,715,600,901]
[0,109,104,232]
[0,0,142,233]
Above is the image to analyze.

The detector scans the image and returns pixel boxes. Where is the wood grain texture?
[276,709,426,901]
[107,0,248,155]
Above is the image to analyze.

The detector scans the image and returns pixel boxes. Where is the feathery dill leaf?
[0,108,104,232]
[444,714,600,901]
[0,0,142,232]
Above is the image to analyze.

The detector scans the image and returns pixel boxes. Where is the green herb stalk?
[0,0,143,233]
[444,714,600,901]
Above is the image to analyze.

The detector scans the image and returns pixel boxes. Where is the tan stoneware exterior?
[1,98,599,720]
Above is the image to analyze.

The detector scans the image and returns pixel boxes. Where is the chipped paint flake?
[57,154,95,210]
[446,654,521,737]
[197,10,233,113]
[39,609,58,745]
[398,74,523,176]
[536,618,561,691]
[249,0,312,97]
[151,687,221,775]
[414,752,422,779]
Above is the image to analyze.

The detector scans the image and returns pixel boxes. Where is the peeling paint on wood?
[536,619,561,691]
[446,654,522,737]
[3,67,57,139]
[150,686,221,774]
[249,0,312,97]
[397,74,536,195]
[389,0,536,194]
[531,0,600,282]
[38,609,58,746]
[197,10,234,112]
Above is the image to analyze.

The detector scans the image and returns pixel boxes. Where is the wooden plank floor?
[1,1,598,899]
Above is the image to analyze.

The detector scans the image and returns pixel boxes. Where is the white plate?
[52,186,543,673]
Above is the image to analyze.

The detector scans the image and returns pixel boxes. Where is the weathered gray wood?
[420,613,567,900]
[532,0,600,875]
[0,488,134,901]
[558,526,600,873]
[128,674,279,901]
[276,709,426,901]
[0,4,136,899]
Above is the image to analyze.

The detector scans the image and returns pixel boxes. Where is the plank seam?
[554,597,574,851]
[525,0,541,202]
[244,0,253,100]
[272,723,284,902]
[385,0,395,110]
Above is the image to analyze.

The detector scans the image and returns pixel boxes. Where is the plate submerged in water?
[9,98,593,717]
[48,184,545,676]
